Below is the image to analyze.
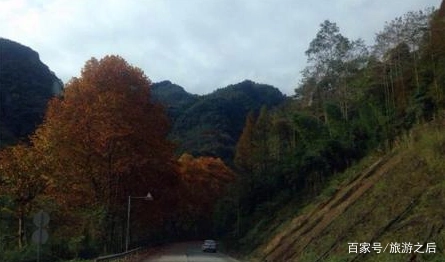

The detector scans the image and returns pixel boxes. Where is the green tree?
[234,111,256,173]
[302,20,368,123]
[424,1,445,108]
[373,9,434,112]
[252,106,271,174]
[303,20,349,122]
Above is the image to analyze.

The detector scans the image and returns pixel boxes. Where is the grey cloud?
[0,0,441,95]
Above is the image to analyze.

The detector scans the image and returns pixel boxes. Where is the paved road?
[142,242,241,262]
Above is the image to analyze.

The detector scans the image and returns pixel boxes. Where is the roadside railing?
[94,247,142,262]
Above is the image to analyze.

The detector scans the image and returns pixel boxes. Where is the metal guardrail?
[94,247,142,262]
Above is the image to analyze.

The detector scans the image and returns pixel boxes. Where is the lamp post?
[126,192,153,252]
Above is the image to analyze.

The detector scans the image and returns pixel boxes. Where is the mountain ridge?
[0,38,63,147]
[151,79,287,162]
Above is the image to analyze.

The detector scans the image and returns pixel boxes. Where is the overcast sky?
[1,0,441,95]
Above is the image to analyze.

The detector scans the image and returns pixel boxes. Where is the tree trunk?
[18,213,24,249]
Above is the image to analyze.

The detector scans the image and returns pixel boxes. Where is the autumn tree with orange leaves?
[176,153,235,237]
[31,55,179,252]
[0,144,49,249]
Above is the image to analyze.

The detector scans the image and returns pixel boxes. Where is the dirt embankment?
[254,153,403,262]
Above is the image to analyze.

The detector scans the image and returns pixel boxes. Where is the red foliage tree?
[31,55,179,251]
[176,153,235,236]
[0,144,48,248]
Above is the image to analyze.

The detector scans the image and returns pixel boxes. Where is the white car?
[202,239,217,253]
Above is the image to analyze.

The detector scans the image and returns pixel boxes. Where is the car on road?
[202,239,217,253]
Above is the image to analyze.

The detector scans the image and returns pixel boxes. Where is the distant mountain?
[151,80,199,121]
[152,79,287,162]
[0,38,63,147]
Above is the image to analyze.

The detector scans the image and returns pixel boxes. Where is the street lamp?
[126,192,153,252]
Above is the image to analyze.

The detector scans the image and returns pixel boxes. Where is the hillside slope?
[0,38,63,147]
[151,80,199,121]
[248,122,445,262]
[152,80,286,162]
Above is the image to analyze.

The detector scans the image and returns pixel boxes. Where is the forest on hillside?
[216,3,445,248]
[152,79,285,163]
[0,2,444,261]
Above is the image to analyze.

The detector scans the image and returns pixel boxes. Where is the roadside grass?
[247,121,445,261]
[242,151,388,260]
[306,124,445,261]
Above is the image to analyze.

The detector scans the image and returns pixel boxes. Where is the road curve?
[142,241,241,262]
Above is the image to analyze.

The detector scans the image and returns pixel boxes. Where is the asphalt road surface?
[142,242,241,262]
